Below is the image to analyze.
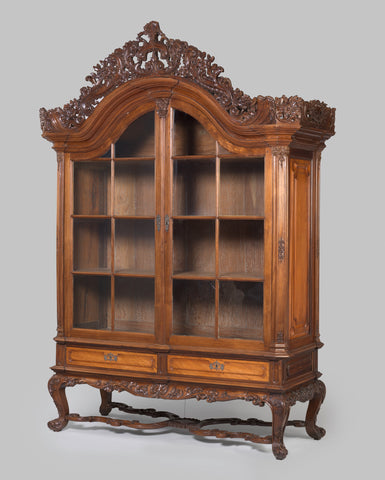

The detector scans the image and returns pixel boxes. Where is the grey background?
[2,0,383,478]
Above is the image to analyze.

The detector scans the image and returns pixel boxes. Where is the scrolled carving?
[47,375,325,459]
[302,99,335,132]
[40,22,335,135]
[40,21,267,132]
[274,95,303,123]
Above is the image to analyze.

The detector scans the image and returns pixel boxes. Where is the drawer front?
[167,355,269,383]
[67,347,157,373]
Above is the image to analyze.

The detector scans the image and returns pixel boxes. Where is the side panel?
[289,158,311,339]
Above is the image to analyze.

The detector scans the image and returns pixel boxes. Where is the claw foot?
[48,417,68,432]
[306,424,326,440]
[272,443,288,460]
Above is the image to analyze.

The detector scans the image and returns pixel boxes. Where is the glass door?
[167,110,265,345]
[72,111,158,337]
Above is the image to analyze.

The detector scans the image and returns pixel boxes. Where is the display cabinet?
[40,21,335,459]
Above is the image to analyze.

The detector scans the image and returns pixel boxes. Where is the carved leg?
[48,374,69,432]
[305,380,326,440]
[99,390,112,416]
[269,398,290,460]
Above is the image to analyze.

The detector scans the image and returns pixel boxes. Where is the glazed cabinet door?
[70,111,161,341]
[165,109,266,349]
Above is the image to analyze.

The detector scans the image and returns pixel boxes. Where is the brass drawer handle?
[104,352,118,362]
[209,360,224,371]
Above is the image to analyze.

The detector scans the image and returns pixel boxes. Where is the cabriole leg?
[99,390,112,416]
[305,380,326,440]
[47,374,69,432]
[269,398,290,460]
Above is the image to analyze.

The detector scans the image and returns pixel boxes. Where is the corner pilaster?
[268,145,290,351]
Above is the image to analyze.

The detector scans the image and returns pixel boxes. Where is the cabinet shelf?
[172,215,216,220]
[114,270,155,278]
[72,214,111,219]
[113,215,155,220]
[172,272,216,280]
[113,156,155,162]
[72,269,111,276]
[219,215,264,221]
[219,273,264,282]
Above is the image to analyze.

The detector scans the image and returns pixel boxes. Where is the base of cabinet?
[48,374,326,460]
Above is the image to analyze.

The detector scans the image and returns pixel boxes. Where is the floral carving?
[39,21,335,135]
[40,21,263,131]
[155,98,169,118]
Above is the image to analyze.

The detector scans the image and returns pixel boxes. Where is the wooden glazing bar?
[65,155,74,335]
[172,155,216,161]
[215,141,220,338]
[113,215,155,219]
[172,215,216,220]
[113,156,155,162]
[154,105,166,343]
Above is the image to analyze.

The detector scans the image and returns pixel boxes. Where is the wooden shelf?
[113,215,155,220]
[219,215,264,221]
[72,157,111,162]
[72,268,111,276]
[72,214,111,219]
[219,154,264,160]
[114,269,155,278]
[172,215,216,220]
[219,273,264,282]
[173,272,216,280]
[113,156,155,162]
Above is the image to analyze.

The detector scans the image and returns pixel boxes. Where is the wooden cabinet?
[41,21,335,460]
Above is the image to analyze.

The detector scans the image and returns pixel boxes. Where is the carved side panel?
[289,159,311,339]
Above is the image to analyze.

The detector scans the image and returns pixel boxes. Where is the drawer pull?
[209,360,224,371]
[104,352,118,362]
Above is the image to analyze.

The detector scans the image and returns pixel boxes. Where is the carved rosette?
[40,21,335,135]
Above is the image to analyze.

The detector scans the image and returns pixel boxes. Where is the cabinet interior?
[72,110,265,342]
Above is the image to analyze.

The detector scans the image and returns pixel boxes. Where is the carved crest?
[40,21,335,135]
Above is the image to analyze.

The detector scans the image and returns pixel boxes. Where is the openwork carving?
[39,21,335,134]
[47,375,325,459]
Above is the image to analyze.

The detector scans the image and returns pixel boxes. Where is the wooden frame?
[41,21,335,460]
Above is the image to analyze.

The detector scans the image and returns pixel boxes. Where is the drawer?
[167,355,269,383]
[66,347,157,373]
